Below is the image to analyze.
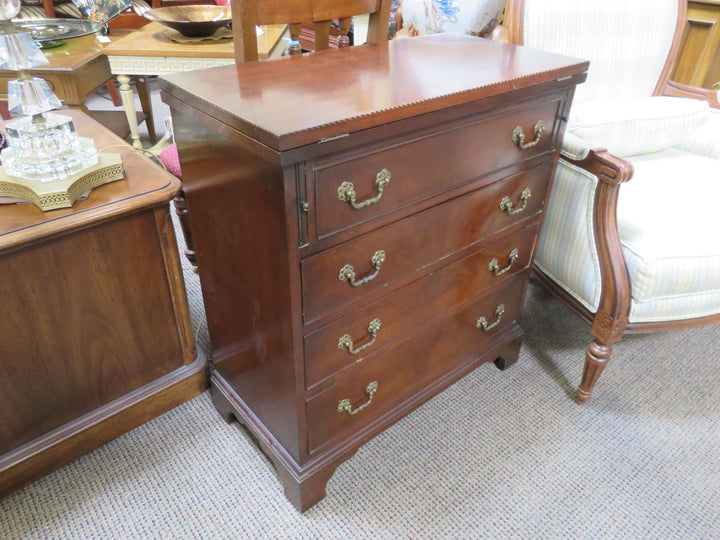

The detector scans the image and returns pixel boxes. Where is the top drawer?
[312,95,564,239]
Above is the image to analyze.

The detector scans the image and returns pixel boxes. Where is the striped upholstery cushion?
[15,4,47,18]
[54,2,83,18]
[15,2,83,19]
[620,149,720,322]
[536,147,720,323]
[522,0,678,109]
[675,108,720,160]
[535,158,602,313]
[569,97,710,157]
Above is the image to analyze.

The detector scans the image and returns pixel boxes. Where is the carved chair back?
[504,0,686,108]
[231,0,393,63]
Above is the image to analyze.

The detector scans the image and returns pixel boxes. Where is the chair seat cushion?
[568,97,710,157]
[158,143,182,179]
[619,148,720,321]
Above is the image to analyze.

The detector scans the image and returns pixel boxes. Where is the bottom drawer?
[305,272,528,453]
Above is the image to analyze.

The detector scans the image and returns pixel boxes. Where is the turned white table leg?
[117,74,142,149]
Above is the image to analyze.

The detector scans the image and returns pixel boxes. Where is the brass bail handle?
[338,381,379,415]
[488,248,519,276]
[338,319,382,355]
[476,304,505,332]
[499,187,532,216]
[337,169,391,209]
[339,250,386,287]
[512,119,545,150]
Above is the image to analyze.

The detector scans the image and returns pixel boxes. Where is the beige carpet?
[2,233,720,538]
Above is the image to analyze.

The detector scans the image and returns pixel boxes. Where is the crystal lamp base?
[2,112,99,182]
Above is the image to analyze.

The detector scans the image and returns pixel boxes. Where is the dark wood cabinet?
[0,111,207,497]
[160,34,587,511]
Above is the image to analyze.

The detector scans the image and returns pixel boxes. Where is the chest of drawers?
[160,34,587,511]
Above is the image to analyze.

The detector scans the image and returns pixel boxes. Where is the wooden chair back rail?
[232,0,391,62]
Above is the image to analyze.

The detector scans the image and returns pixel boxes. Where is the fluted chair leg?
[577,339,613,403]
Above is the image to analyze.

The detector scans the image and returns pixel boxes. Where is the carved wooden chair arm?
[561,143,634,339]
[662,80,720,109]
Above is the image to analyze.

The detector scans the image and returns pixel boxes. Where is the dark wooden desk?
[0,109,207,497]
[161,34,587,511]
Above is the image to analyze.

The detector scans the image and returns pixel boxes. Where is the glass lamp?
[0,0,99,183]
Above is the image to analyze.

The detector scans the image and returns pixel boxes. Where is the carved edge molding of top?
[106,56,235,75]
[171,67,585,149]
[278,69,586,139]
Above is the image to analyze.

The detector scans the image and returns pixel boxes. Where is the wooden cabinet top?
[0,110,179,250]
[160,34,588,151]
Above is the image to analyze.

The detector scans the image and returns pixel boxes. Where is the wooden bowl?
[142,5,232,38]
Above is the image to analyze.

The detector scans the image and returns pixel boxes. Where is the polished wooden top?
[3,35,105,73]
[0,109,179,248]
[102,22,287,59]
[160,34,588,151]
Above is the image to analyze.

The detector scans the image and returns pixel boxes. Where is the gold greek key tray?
[0,154,124,211]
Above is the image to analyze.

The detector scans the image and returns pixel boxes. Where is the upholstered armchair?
[504,0,720,402]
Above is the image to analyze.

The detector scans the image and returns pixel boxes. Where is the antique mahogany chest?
[160,34,587,511]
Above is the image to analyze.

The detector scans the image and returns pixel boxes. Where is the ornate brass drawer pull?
[476,304,505,332]
[499,187,532,216]
[337,169,391,209]
[338,381,379,415]
[338,319,382,354]
[512,120,545,150]
[488,248,519,276]
[339,250,386,287]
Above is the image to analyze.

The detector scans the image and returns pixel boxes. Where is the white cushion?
[568,97,710,157]
[619,149,720,322]
[674,108,720,161]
